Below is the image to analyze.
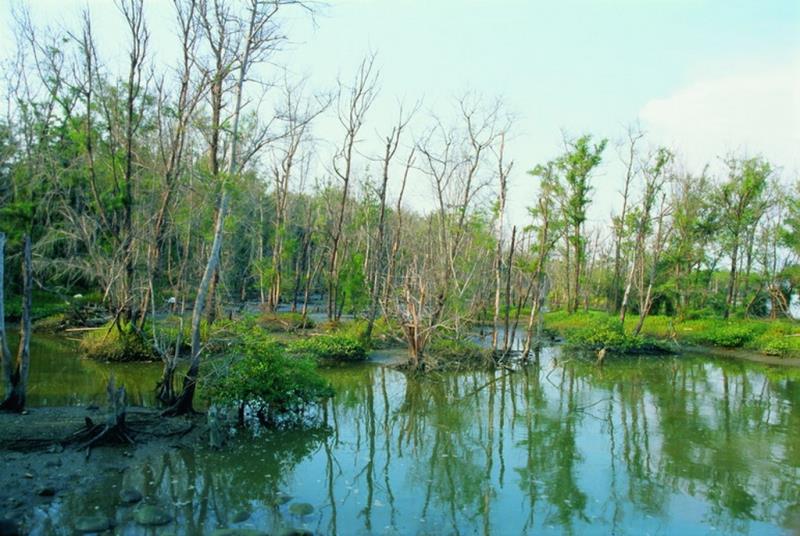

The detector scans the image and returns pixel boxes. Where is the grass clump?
[258,311,314,333]
[80,320,155,362]
[693,323,760,348]
[326,318,402,348]
[287,334,368,362]
[427,336,492,362]
[33,313,69,332]
[206,326,332,428]
[546,310,800,358]
[565,316,647,354]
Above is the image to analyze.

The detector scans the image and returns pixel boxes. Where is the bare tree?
[365,102,416,342]
[491,132,513,350]
[1,235,32,412]
[166,0,295,415]
[327,54,379,320]
[610,125,644,313]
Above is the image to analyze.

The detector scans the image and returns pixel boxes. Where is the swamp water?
[12,335,800,534]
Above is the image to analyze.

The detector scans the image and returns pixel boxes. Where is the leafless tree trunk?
[365,105,414,342]
[491,133,511,350]
[500,225,517,356]
[1,235,32,412]
[633,195,671,335]
[328,54,378,320]
[0,235,11,403]
[610,127,643,312]
[119,0,149,323]
[166,0,288,415]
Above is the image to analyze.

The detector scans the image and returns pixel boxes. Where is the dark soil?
[0,406,206,534]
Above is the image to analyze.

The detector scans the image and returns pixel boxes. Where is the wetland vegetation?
[0,0,799,534]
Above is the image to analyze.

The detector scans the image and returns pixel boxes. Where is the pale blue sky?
[2,0,799,226]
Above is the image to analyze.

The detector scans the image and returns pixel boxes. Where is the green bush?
[287,334,368,362]
[5,290,68,321]
[566,316,644,353]
[695,324,757,348]
[33,313,68,332]
[206,327,332,427]
[427,336,491,362]
[80,321,155,362]
[258,311,314,332]
[328,318,402,347]
[760,337,796,357]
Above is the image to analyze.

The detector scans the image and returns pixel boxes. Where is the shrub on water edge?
[258,311,314,332]
[80,321,155,362]
[693,323,760,348]
[426,336,491,363]
[329,318,403,347]
[206,327,333,427]
[565,316,646,354]
[33,313,68,332]
[287,334,368,362]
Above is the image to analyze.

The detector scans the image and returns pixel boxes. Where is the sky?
[2,0,799,229]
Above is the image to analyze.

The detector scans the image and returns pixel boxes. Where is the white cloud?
[639,57,800,178]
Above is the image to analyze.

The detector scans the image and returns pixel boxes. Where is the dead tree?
[0,234,12,404]
[139,0,206,329]
[328,54,378,320]
[491,132,513,350]
[267,77,327,311]
[66,376,133,456]
[610,126,643,313]
[166,0,290,415]
[365,103,416,342]
[1,234,33,412]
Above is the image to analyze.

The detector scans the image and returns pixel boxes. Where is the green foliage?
[427,336,491,362]
[32,313,68,332]
[326,318,402,348]
[694,324,758,348]
[206,326,332,427]
[258,311,314,332]
[565,316,645,353]
[80,321,155,362]
[5,290,68,321]
[287,334,368,362]
[547,311,800,358]
[339,253,368,314]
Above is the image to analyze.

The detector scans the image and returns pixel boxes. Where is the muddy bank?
[0,407,206,534]
[679,344,800,367]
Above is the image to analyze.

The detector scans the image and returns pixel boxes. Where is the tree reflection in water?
[36,348,800,535]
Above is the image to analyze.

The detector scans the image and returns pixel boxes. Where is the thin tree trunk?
[164,191,228,415]
[501,226,516,354]
[1,235,32,412]
[724,235,739,319]
[0,234,12,401]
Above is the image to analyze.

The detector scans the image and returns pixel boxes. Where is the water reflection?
[2,331,163,407]
[34,348,800,534]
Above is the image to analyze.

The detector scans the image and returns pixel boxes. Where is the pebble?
[74,515,112,533]
[36,486,56,497]
[232,510,251,522]
[133,505,172,526]
[210,530,267,536]
[119,489,143,504]
[288,502,314,516]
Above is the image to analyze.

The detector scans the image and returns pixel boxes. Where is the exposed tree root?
[63,376,132,458]
[66,418,135,458]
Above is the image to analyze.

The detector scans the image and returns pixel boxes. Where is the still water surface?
[17,335,800,534]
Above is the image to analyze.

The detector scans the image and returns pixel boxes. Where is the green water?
[15,336,800,535]
[2,332,164,407]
